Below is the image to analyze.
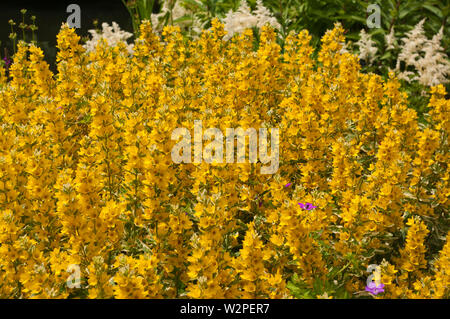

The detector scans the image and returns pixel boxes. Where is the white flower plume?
[396,19,450,86]
[222,0,281,41]
[84,22,134,55]
[356,29,378,63]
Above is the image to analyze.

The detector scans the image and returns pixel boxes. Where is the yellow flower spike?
[0,19,448,299]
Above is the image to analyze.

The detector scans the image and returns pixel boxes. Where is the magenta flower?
[284,183,292,187]
[365,282,384,295]
[298,202,317,210]
[2,57,11,68]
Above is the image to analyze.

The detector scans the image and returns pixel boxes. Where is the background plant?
[119,0,449,119]
[121,0,158,35]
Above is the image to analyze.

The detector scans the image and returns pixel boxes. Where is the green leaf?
[369,28,386,36]
[287,281,306,298]
[380,51,392,60]
[173,15,193,24]
[335,15,367,24]
[182,0,207,11]
[137,0,154,20]
[398,4,421,19]
[422,4,444,19]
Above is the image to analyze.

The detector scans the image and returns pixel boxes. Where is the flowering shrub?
[0,20,448,299]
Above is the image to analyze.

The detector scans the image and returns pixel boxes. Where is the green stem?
[22,13,25,41]
[10,25,16,54]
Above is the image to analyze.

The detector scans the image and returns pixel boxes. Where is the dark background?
[1,0,159,72]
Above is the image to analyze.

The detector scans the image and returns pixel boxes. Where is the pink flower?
[365,282,384,295]
[298,202,317,210]
[2,57,11,68]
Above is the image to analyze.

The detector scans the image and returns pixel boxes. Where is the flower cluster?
[356,29,378,64]
[0,20,448,299]
[83,21,134,55]
[365,282,384,295]
[222,0,281,40]
[356,19,450,87]
[395,19,450,87]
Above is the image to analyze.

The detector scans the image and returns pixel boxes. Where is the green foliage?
[121,0,157,35]
[261,0,449,48]
[121,0,448,52]
[260,0,450,117]
[287,272,353,299]
[180,0,241,29]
